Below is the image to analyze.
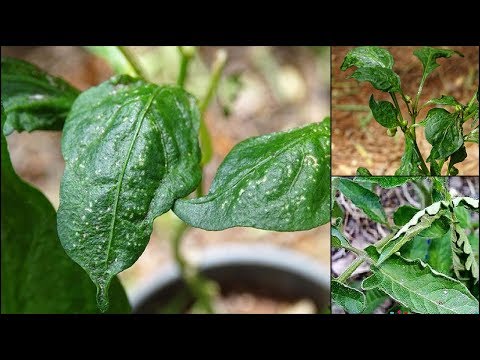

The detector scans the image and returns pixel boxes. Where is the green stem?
[337,257,365,283]
[374,232,396,251]
[413,73,427,114]
[198,49,228,167]
[399,90,413,117]
[117,46,146,79]
[171,222,215,313]
[200,49,227,114]
[390,93,429,174]
[177,46,195,88]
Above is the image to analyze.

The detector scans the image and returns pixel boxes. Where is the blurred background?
[332,177,479,314]
[1,46,330,313]
[332,46,479,175]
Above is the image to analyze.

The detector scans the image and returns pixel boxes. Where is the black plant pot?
[130,244,330,314]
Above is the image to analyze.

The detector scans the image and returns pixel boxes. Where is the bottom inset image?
[331,177,479,314]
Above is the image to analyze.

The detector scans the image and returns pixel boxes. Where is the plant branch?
[337,257,365,283]
[177,46,195,88]
[117,46,146,79]
[413,73,428,114]
[171,221,216,313]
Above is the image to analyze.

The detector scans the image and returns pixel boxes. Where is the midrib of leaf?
[191,134,308,204]
[104,88,159,267]
[380,268,461,313]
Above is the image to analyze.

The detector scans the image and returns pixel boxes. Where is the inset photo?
[331,176,479,314]
[332,46,479,176]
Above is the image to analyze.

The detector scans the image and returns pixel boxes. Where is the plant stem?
[117,46,146,79]
[198,49,228,168]
[399,90,413,117]
[413,73,428,114]
[390,92,429,174]
[171,221,215,313]
[337,257,365,283]
[177,46,195,88]
[374,232,395,251]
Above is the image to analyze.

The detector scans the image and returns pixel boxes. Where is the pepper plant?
[340,46,479,176]
[331,176,479,314]
[1,47,331,313]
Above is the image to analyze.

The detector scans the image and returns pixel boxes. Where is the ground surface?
[2,46,330,313]
[332,46,479,176]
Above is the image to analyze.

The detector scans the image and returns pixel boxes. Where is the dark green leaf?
[432,177,447,202]
[355,176,413,189]
[393,205,419,226]
[335,178,387,224]
[356,167,372,176]
[1,57,79,135]
[1,105,129,314]
[332,201,344,228]
[426,95,463,109]
[428,230,453,276]
[447,145,467,175]
[349,67,401,93]
[395,137,426,175]
[364,247,478,314]
[414,47,461,81]
[425,108,464,161]
[331,227,353,250]
[57,75,201,311]
[340,46,394,70]
[331,280,366,314]
[362,288,388,314]
[174,118,331,231]
[464,128,478,144]
[454,205,471,229]
[368,95,398,128]
[400,236,430,262]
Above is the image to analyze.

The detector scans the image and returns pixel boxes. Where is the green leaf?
[1,105,129,314]
[174,118,331,231]
[331,280,366,314]
[335,178,387,225]
[57,75,201,311]
[331,227,353,251]
[400,236,430,262]
[451,224,479,283]
[454,205,471,229]
[349,67,401,93]
[426,95,463,109]
[355,176,413,189]
[432,177,447,202]
[395,137,426,175]
[1,57,79,135]
[364,247,478,314]
[368,95,398,128]
[425,108,464,161]
[85,46,140,77]
[362,288,388,314]
[428,230,453,276]
[414,47,462,81]
[356,167,372,176]
[447,145,467,175]
[378,201,447,265]
[332,201,344,228]
[393,205,419,226]
[340,46,394,70]
[464,128,479,144]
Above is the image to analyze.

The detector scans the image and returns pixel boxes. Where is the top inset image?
[332,46,479,176]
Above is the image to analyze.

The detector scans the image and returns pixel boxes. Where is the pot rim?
[128,243,330,310]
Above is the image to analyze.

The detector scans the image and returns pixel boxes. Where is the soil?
[332,177,479,314]
[332,46,479,175]
[1,46,330,313]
